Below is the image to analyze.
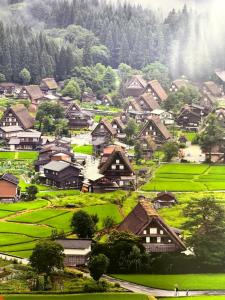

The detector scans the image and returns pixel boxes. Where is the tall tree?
[30,241,65,290]
[183,197,225,268]
[199,114,224,163]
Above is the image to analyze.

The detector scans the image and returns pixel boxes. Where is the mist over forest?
[0,0,224,83]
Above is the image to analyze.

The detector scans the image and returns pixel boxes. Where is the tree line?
[2,0,225,82]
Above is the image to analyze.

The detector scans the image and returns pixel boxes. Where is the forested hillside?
[0,0,224,83]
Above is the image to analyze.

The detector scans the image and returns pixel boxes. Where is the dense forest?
[0,0,225,83]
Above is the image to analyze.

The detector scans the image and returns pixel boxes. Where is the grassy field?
[113,274,225,290]
[160,296,225,300]
[72,145,93,155]
[141,164,225,192]
[0,152,38,160]
[3,294,148,300]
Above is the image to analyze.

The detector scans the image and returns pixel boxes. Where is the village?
[0,64,225,297]
[1,0,225,299]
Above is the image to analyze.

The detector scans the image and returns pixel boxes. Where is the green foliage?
[73,63,117,95]
[62,79,81,99]
[162,141,179,162]
[71,210,95,238]
[92,230,148,273]
[124,119,138,145]
[102,216,116,231]
[164,85,201,112]
[199,114,224,162]
[183,197,225,267]
[134,141,144,163]
[25,185,38,201]
[30,240,64,289]
[88,254,109,281]
[19,68,31,85]
[0,73,6,82]
[142,62,170,89]
[36,102,66,135]
[118,63,134,82]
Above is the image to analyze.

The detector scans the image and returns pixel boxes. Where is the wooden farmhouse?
[89,147,136,192]
[124,99,142,113]
[136,93,160,113]
[124,75,147,97]
[124,99,147,123]
[0,104,35,130]
[144,80,168,104]
[81,91,97,103]
[40,78,58,94]
[119,112,129,125]
[8,130,42,151]
[65,102,93,129]
[200,93,217,111]
[202,81,223,98]
[176,104,205,131]
[215,107,225,127]
[19,85,44,104]
[91,119,116,155]
[111,117,126,138]
[60,96,74,107]
[0,174,19,203]
[0,126,23,140]
[117,199,186,253]
[138,136,157,159]
[170,79,189,92]
[41,161,84,189]
[153,192,178,209]
[0,83,17,95]
[56,239,92,267]
[35,147,74,172]
[138,116,171,144]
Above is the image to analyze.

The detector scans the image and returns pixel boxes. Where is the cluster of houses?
[1,72,225,265]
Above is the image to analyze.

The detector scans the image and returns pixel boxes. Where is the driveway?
[105,276,225,297]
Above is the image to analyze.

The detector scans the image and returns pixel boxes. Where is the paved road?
[105,276,225,297]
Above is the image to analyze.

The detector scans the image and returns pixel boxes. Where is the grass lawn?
[112,274,225,290]
[72,145,93,155]
[141,164,225,192]
[162,298,225,300]
[4,294,148,300]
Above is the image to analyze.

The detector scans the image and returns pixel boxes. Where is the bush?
[83,281,107,293]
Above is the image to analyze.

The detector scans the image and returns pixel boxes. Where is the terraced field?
[141,164,225,192]
[0,201,123,259]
